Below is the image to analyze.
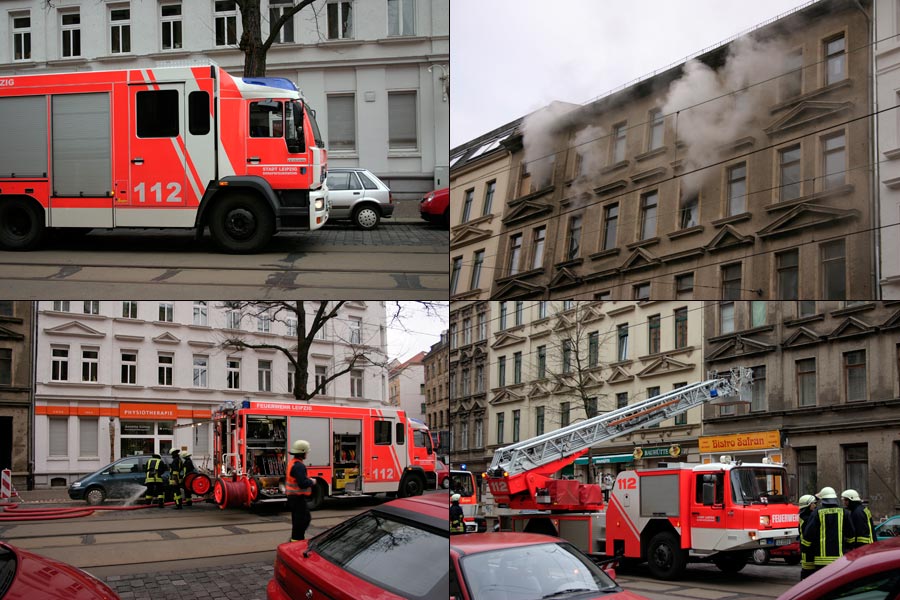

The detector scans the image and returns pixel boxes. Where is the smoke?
[521,102,577,192]
[662,36,788,195]
[569,124,607,204]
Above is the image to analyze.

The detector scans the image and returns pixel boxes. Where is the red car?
[268,494,447,600]
[776,537,900,600]
[0,541,119,600]
[419,187,449,227]
[436,458,451,489]
[451,532,651,600]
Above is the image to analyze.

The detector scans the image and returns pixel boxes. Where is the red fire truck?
[485,368,799,579]
[0,65,328,253]
[210,399,436,510]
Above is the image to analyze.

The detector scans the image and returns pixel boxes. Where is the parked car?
[751,541,801,565]
[325,168,393,229]
[876,514,900,540]
[419,187,449,227]
[436,458,450,489]
[451,532,650,600]
[68,454,173,505]
[0,540,120,599]
[776,537,900,600]
[267,493,447,600]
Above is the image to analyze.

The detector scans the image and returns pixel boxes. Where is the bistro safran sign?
[698,430,780,453]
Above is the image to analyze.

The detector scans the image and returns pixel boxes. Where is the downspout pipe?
[856,0,880,298]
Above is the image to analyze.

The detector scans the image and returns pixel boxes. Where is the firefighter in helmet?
[286,439,316,542]
[797,494,817,580]
[450,493,465,534]
[181,452,195,507]
[801,486,855,573]
[842,489,875,550]
[145,452,167,507]
[169,448,184,509]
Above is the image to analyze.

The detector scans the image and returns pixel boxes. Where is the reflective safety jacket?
[801,502,855,566]
[169,456,183,485]
[798,507,815,571]
[450,503,465,534]
[286,457,313,496]
[145,457,165,484]
[849,503,875,547]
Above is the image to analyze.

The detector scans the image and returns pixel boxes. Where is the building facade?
[702,300,900,519]
[485,0,874,301]
[388,350,426,422]
[422,328,449,461]
[0,0,449,197]
[0,301,34,490]
[32,300,387,488]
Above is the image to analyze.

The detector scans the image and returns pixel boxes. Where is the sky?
[386,301,449,362]
[451,0,814,149]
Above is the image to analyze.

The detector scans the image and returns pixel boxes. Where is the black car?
[68,454,173,505]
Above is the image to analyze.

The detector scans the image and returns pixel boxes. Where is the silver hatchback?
[325,168,394,230]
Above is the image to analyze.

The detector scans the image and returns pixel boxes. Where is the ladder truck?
[485,367,799,580]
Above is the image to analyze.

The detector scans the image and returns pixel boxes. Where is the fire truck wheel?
[713,552,747,574]
[647,532,688,580]
[352,205,381,230]
[399,474,425,498]
[209,193,275,253]
[0,199,45,250]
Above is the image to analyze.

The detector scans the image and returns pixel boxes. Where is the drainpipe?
[27,301,36,490]
[856,0,880,298]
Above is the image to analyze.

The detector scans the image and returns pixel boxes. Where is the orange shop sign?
[699,430,780,453]
[120,403,177,420]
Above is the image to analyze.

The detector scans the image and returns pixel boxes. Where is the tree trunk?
[238,1,267,76]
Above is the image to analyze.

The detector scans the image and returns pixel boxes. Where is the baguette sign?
[698,430,780,453]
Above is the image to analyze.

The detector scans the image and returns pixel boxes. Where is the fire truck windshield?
[303,101,324,148]
[450,472,475,498]
[730,467,790,505]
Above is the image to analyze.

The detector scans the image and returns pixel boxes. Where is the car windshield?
[450,472,475,498]
[730,467,790,505]
[0,546,15,596]
[460,542,617,600]
[314,511,447,600]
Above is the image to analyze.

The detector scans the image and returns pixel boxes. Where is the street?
[614,561,797,600]
[0,220,448,299]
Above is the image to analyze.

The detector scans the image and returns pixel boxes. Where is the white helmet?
[841,489,861,502]
[817,486,837,500]
[290,440,311,454]
[798,494,816,508]
[451,494,461,502]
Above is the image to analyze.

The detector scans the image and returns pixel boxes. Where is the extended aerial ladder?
[485,367,753,512]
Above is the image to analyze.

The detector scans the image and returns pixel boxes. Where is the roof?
[450,532,561,556]
[376,493,448,532]
[389,351,427,375]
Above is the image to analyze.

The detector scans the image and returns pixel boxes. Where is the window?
[822,239,846,300]
[538,301,548,320]
[469,250,484,290]
[535,406,545,436]
[615,392,627,410]
[640,191,658,239]
[60,11,81,58]
[461,189,474,223]
[799,300,817,318]
[498,356,506,387]
[53,301,71,312]
[537,346,546,379]
[137,90,179,138]
[617,324,628,361]
[49,418,68,457]
[612,123,627,163]
[781,49,803,100]
[679,193,699,229]
[462,319,471,346]
[258,313,272,334]
[187,91,211,136]
[675,273,694,298]
[461,368,470,396]
[0,349,10,386]
[387,0,415,36]
[555,402,569,428]
[588,332,599,368]
[844,350,866,402]
[797,448,817,496]
[751,301,767,328]
[751,365,766,412]
[779,145,801,201]
[258,360,272,392]
[673,383,688,425]
[120,351,137,384]
[109,6,131,54]
[327,95,356,151]
[193,355,208,388]
[563,300,574,311]
[12,12,31,61]
[225,359,240,390]
[514,301,523,326]
[532,227,546,270]
[158,303,174,322]
[483,181,496,216]
[459,421,468,450]
[602,204,619,250]
[648,109,664,150]
[477,312,487,341]
[586,397,598,419]
[512,410,520,443]
[722,263,742,300]
[81,349,98,383]
[225,309,241,330]
[513,352,522,384]
[52,347,69,381]
[121,301,138,319]
[374,420,391,445]
[727,163,747,215]
[777,250,799,300]
[215,0,238,46]
[349,317,362,344]
[634,282,650,301]
[314,365,327,393]
[475,365,484,393]
[192,301,208,326]
[325,0,353,38]
[388,91,417,150]
[287,364,296,394]
[508,234,523,276]
[450,257,462,294]
[720,302,735,334]
[822,132,846,190]
[285,318,297,337]
[844,445,868,498]
[158,354,173,386]
[566,215,582,260]
[825,34,846,85]
[797,358,816,407]
[562,340,572,374]
[449,324,457,350]
[79,418,98,457]
[350,369,364,397]
[160,3,182,50]
[475,419,483,448]
[648,315,661,354]
[497,413,505,444]
[0,302,13,316]
[674,308,688,349]
[83,301,99,315]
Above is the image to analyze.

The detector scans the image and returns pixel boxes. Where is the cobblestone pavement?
[304,220,448,246]
[105,561,275,600]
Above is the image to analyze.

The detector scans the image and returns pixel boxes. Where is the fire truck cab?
[0,65,329,253]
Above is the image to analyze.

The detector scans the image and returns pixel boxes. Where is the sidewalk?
[4,488,80,504]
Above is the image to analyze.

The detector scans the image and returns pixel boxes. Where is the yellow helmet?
[290,440,311,454]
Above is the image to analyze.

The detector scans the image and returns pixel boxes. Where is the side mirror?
[603,566,617,581]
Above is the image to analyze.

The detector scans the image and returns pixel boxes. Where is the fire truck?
[449,469,486,533]
[0,65,328,253]
[210,399,436,510]
[485,367,799,580]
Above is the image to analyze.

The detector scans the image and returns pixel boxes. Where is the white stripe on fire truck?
[608,492,642,545]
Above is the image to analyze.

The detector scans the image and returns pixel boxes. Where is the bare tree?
[236,0,316,76]
[218,301,387,402]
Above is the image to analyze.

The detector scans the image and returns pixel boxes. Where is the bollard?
[0,469,11,504]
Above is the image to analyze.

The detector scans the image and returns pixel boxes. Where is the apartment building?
[423,328,449,461]
[0,301,34,490]
[388,350,426,422]
[32,300,386,488]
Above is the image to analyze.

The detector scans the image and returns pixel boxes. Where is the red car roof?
[451,532,562,555]
[378,493,448,523]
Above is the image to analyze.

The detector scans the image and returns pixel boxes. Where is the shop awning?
[573,453,634,465]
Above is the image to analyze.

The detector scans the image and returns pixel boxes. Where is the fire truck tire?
[713,552,747,574]
[647,532,688,580]
[398,473,425,498]
[189,473,211,496]
[0,199,45,251]
[352,204,381,230]
[209,193,275,253]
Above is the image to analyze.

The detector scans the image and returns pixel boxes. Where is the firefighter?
[450,493,465,534]
[181,452,195,507]
[145,453,167,507]
[842,489,875,550]
[797,494,817,580]
[801,486,855,572]
[169,449,184,509]
[286,439,316,542]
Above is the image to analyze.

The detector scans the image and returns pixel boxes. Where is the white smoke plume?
[521,102,578,193]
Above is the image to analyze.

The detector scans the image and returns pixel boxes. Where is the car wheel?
[784,554,801,566]
[85,487,106,506]
[0,199,45,250]
[751,548,770,565]
[440,477,450,490]
[647,531,688,580]
[209,193,275,253]
[353,205,380,230]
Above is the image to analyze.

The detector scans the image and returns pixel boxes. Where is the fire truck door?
[125,84,188,224]
[245,99,304,188]
[690,472,727,551]
[365,418,402,493]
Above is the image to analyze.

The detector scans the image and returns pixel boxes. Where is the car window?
[358,171,379,190]
[315,512,447,600]
[113,457,141,474]
[0,546,15,596]
[821,571,900,600]
[347,172,362,190]
[328,172,351,191]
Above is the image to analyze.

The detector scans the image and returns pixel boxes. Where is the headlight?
[315,198,324,210]
[71,481,82,488]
